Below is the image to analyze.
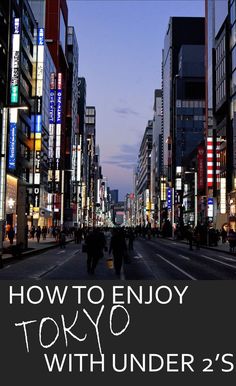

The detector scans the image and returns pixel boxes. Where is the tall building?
[3,0,40,247]
[150,89,162,227]
[29,0,57,228]
[64,25,79,227]
[85,106,96,226]
[110,189,119,204]
[205,0,236,229]
[44,0,69,226]
[136,122,153,226]
[162,17,205,183]
[77,77,87,227]
[0,0,9,113]
[174,45,205,168]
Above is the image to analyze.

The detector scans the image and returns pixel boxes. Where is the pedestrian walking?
[42,226,47,240]
[59,230,66,249]
[193,223,201,250]
[30,225,35,239]
[36,226,41,243]
[127,228,135,251]
[85,228,106,274]
[187,226,193,250]
[8,226,15,245]
[109,228,127,276]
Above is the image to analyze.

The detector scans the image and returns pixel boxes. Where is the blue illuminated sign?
[56,90,62,124]
[8,122,17,169]
[37,28,44,45]
[31,115,42,136]
[49,90,55,124]
[208,198,213,205]
[36,115,42,134]
[167,188,172,209]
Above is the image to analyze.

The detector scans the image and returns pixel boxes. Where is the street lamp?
[185,170,198,228]
[0,105,28,267]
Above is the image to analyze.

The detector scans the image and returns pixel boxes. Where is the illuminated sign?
[160,176,166,201]
[197,145,205,191]
[37,28,44,45]
[8,123,17,169]
[56,90,62,124]
[8,108,18,170]
[220,178,226,214]
[167,188,172,209]
[175,178,182,191]
[48,73,56,191]
[37,28,44,97]
[49,90,55,124]
[10,18,20,103]
[35,115,42,137]
[33,187,40,208]
[216,138,221,190]
[55,73,62,175]
[208,197,214,218]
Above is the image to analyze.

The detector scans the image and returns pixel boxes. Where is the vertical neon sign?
[10,18,20,103]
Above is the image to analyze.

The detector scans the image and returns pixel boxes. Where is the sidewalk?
[2,236,74,261]
[167,237,236,256]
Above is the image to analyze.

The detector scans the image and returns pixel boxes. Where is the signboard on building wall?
[10,18,20,103]
[36,28,44,98]
[197,145,205,191]
[207,137,213,188]
[55,73,62,183]
[208,197,214,218]
[167,188,172,209]
[8,108,18,170]
[48,73,56,193]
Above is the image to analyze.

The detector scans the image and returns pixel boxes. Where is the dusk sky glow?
[68,0,204,200]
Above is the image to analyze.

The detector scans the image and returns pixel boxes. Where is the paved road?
[0,238,236,280]
[127,237,236,280]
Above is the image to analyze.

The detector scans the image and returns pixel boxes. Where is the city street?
[0,238,236,280]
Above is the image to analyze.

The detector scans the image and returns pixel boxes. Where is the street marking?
[39,265,59,278]
[57,250,65,255]
[218,255,236,262]
[133,252,143,260]
[73,249,81,256]
[201,254,236,269]
[156,253,197,280]
[178,254,190,261]
[29,265,58,279]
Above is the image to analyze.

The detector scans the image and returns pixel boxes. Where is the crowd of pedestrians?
[4,219,236,273]
[81,227,136,276]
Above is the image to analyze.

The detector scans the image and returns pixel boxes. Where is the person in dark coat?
[109,228,127,276]
[59,230,66,249]
[36,226,41,243]
[86,228,106,274]
[8,226,15,245]
[127,228,135,251]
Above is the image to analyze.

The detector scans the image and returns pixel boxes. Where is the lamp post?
[0,105,28,266]
[185,170,198,228]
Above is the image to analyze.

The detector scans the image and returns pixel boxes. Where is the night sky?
[68,0,204,201]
